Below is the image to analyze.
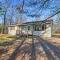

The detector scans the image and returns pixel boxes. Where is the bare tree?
[0,0,11,33]
[16,0,24,24]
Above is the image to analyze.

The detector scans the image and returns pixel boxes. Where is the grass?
[0,34,33,46]
[52,33,60,38]
[0,34,17,46]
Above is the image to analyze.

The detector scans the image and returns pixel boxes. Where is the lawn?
[0,34,17,46]
[52,33,60,38]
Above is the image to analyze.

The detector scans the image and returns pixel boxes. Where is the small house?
[8,20,53,37]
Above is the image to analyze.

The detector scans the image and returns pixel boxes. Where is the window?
[34,24,46,31]
[34,25,41,31]
[28,26,30,30]
[42,24,46,31]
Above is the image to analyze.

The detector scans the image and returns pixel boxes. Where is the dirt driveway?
[44,37,60,47]
[0,37,60,60]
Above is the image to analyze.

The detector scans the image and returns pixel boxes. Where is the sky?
[0,0,60,23]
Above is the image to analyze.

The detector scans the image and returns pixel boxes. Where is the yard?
[43,33,60,47]
[0,34,60,60]
[0,34,17,46]
[0,33,60,47]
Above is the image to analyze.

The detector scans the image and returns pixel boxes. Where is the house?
[8,20,53,37]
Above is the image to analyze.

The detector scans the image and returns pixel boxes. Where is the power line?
[45,8,60,20]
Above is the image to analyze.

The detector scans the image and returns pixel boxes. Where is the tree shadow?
[8,36,37,60]
[8,36,60,60]
[37,37,60,60]
[30,38,36,60]
[8,37,26,60]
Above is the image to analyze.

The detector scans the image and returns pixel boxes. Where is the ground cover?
[0,34,17,46]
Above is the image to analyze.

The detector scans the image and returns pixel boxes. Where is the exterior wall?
[8,26,17,35]
[42,27,51,37]
[8,30,16,35]
[33,25,51,37]
[21,24,52,37]
[21,25,33,35]
[21,25,51,38]
[8,22,52,37]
